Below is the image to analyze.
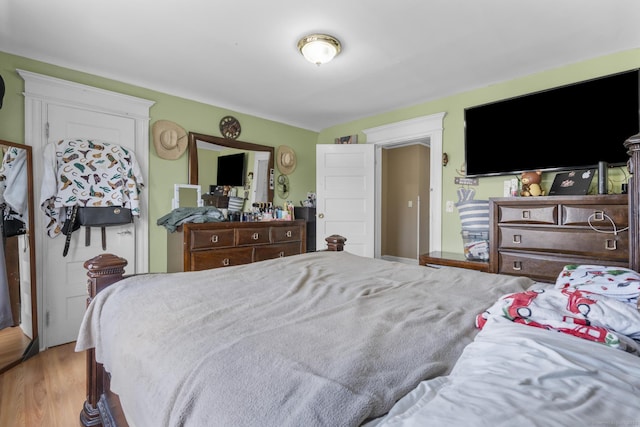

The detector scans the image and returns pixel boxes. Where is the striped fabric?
[457,200,490,231]
[228,196,245,212]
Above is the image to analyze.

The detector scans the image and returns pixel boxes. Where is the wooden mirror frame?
[0,139,38,374]
[187,132,274,203]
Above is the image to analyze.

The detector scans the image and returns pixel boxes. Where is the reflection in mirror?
[172,184,203,209]
[0,139,37,374]
[188,132,274,212]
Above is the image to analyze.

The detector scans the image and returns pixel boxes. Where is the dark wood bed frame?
[79,234,347,426]
[79,133,640,427]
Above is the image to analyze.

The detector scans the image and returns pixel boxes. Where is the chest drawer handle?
[605,239,617,250]
[252,232,260,240]
[223,258,230,266]
[279,251,285,257]
[211,235,219,243]
[286,230,292,238]
[512,261,522,271]
[521,210,531,220]
[512,234,521,244]
[593,211,605,221]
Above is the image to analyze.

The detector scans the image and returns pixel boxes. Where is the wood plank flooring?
[0,342,85,427]
[0,326,31,374]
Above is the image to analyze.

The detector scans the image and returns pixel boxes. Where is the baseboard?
[380,255,418,265]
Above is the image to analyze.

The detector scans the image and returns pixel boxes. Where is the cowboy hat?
[276,145,297,175]
[152,120,188,160]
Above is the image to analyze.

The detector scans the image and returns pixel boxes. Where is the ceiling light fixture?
[297,34,341,66]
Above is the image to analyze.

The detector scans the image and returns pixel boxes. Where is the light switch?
[446,201,454,212]
[408,200,413,208]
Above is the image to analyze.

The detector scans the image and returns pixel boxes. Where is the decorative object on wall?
[297,33,342,66]
[334,135,357,144]
[442,152,449,167]
[219,115,241,139]
[0,74,4,109]
[276,145,297,175]
[152,120,188,160]
[277,174,290,199]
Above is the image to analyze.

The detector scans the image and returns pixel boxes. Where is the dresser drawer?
[169,221,306,272]
[271,225,302,243]
[236,227,271,246]
[189,229,235,250]
[190,247,254,270]
[254,242,302,262]
[562,204,628,227]
[498,251,629,283]
[498,205,557,224]
[498,227,628,260]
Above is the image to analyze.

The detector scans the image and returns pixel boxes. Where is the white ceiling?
[2,0,639,131]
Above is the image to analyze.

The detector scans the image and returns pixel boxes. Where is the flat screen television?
[464,69,640,177]
[217,153,245,186]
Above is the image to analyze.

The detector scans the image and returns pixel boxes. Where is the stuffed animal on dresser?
[520,170,545,196]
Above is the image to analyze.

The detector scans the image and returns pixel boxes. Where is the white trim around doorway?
[363,112,446,258]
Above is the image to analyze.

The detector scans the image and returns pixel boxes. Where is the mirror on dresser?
[188,132,274,211]
[0,139,38,374]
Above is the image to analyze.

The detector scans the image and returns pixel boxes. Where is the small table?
[419,251,489,272]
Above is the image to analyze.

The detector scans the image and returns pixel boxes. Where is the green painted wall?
[1,48,639,269]
[319,48,640,253]
[0,51,317,272]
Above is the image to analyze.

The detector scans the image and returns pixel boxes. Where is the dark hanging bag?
[62,206,133,256]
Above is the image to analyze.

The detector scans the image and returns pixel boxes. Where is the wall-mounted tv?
[464,69,640,177]
[217,153,245,186]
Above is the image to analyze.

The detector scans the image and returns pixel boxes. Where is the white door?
[18,234,33,339]
[249,151,270,205]
[44,104,138,346]
[316,144,375,257]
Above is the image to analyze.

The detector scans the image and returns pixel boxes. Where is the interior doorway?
[381,143,430,263]
[364,112,446,260]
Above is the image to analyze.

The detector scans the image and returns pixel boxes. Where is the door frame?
[19,69,154,349]
[363,112,446,257]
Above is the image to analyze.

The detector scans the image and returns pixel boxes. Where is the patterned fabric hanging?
[40,139,144,238]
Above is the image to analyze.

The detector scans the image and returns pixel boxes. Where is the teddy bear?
[520,170,545,196]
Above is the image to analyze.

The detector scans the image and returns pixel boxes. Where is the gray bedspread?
[76,251,532,427]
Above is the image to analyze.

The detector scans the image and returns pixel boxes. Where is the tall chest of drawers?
[167,220,306,272]
[489,195,629,282]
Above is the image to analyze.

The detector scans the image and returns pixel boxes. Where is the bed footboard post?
[80,254,128,427]
[325,235,346,251]
[624,133,640,273]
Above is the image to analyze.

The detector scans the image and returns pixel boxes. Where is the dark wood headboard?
[624,132,640,272]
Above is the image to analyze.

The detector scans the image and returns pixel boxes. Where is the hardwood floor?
[0,326,31,373]
[0,341,85,427]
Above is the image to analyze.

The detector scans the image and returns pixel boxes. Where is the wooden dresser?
[489,194,629,283]
[167,220,306,272]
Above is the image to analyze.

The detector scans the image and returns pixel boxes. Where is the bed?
[76,134,640,427]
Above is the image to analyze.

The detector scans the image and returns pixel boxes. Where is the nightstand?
[419,251,489,272]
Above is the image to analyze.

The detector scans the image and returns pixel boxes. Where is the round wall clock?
[219,116,241,139]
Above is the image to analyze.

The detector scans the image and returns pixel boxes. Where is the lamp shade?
[297,34,341,65]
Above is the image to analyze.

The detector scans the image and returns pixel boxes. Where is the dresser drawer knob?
[512,261,523,271]
[605,239,617,250]
[521,210,531,220]
[286,230,292,238]
[512,234,522,244]
[223,258,230,266]
[279,251,285,257]
[252,232,260,240]
[211,235,219,243]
